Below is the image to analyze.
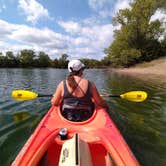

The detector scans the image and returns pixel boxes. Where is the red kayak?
[12,106,140,166]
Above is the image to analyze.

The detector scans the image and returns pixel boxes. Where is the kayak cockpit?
[60,106,95,122]
[38,133,116,166]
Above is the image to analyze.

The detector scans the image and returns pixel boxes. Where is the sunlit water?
[0,68,165,166]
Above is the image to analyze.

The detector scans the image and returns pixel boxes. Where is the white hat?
[68,59,85,72]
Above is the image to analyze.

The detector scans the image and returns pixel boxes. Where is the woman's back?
[51,59,108,120]
[65,76,88,98]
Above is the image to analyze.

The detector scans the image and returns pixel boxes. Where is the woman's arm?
[90,81,109,109]
[51,81,63,106]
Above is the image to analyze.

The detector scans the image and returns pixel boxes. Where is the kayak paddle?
[12,90,52,101]
[101,91,147,102]
[12,90,147,102]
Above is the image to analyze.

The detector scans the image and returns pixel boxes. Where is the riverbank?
[113,57,166,83]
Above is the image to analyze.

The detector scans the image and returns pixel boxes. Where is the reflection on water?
[107,71,166,166]
[0,68,165,166]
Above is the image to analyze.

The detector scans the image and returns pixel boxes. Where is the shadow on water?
[0,68,165,166]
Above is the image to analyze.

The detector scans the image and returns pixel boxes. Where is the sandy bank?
[113,57,166,83]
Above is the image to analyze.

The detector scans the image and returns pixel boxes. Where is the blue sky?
[0,0,165,60]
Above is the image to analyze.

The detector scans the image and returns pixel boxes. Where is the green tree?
[19,49,36,67]
[58,54,69,68]
[36,52,51,67]
[0,53,7,67]
[52,58,59,68]
[81,58,102,68]
[161,36,166,54]
[157,0,166,9]
[5,51,20,67]
[107,0,165,67]
[101,56,112,66]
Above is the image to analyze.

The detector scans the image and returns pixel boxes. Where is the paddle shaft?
[107,95,120,97]
[100,94,120,97]
[38,94,119,98]
[38,94,52,97]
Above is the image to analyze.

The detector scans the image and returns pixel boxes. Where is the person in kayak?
[51,59,108,121]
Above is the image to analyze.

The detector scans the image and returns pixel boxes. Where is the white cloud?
[0,19,69,58]
[150,9,166,40]
[0,18,115,59]
[88,0,114,18]
[0,20,15,38]
[0,41,29,52]
[88,0,132,18]
[58,20,115,59]
[58,20,114,41]
[18,0,51,24]
[88,0,106,10]
[114,0,132,15]
[150,9,166,23]
[57,21,81,34]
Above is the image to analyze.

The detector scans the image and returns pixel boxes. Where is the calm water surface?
[0,68,165,166]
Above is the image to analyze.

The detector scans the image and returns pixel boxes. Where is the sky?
[0,0,165,60]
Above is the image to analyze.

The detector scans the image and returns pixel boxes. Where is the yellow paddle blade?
[12,90,38,101]
[120,91,148,102]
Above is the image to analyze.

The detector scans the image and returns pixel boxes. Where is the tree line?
[0,50,110,68]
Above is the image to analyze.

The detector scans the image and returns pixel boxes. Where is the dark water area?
[0,68,165,166]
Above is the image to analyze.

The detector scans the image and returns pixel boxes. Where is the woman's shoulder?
[80,78,95,87]
[57,80,64,89]
[88,80,95,86]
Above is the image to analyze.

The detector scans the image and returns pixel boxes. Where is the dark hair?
[67,70,81,90]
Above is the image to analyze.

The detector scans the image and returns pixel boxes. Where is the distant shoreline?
[113,57,166,83]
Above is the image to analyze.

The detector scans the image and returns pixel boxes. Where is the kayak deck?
[42,133,116,166]
[12,106,140,166]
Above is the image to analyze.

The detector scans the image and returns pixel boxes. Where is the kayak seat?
[61,108,94,122]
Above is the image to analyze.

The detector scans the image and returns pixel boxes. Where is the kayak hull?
[12,106,140,166]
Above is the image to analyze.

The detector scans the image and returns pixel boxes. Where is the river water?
[0,68,165,166]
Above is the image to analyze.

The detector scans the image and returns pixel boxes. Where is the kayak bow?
[12,106,140,166]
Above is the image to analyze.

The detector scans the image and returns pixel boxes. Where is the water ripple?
[0,68,165,166]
